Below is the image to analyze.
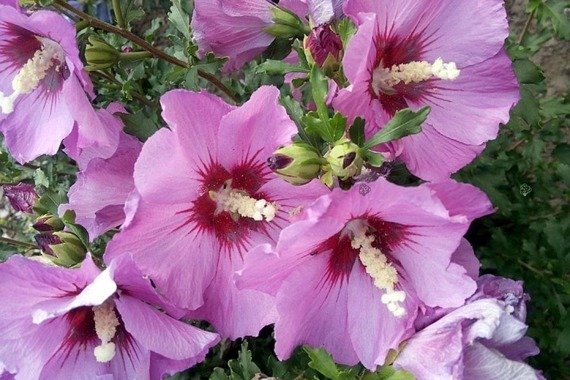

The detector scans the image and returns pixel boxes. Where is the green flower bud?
[268,143,323,186]
[33,214,65,232]
[324,138,364,181]
[85,36,120,71]
[266,6,310,38]
[35,231,87,267]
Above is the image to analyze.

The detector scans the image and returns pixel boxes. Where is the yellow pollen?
[209,181,277,222]
[0,37,64,114]
[92,301,120,363]
[350,222,406,318]
[372,57,460,97]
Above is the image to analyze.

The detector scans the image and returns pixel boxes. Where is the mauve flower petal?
[217,86,297,171]
[61,132,141,240]
[463,342,541,380]
[186,255,277,339]
[191,0,275,71]
[450,239,480,280]
[426,180,494,222]
[133,128,200,205]
[309,0,344,25]
[274,253,359,365]
[392,125,486,181]
[116,295,219,361]
[279,0,308,18]
[160,89,234,173]
[104,200,218,310]
[2,183,36,212]
[347,264,419,369]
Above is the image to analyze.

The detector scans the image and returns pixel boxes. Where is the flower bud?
[324,139,364,181]
[268,143,323,185]
[35,231,87,267]
[305,25,342,71]
[85,36,120,71]
[1,183,37,213]
[266,6,310,38]
[33,214,65,233]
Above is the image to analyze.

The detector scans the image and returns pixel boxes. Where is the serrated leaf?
[336,17,357,48]
[33,168,49,188]
[513,59,545,84]
[304,347,343,380]
[169,0,191,40]
[363,107,429,149]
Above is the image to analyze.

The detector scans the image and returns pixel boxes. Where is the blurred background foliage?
[0,0,568,378]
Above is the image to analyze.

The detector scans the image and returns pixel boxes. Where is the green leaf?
[120,110,160,141]
[302,112,334,143]
[329,112,347,142]
[362,366,415,380]
[363,107,430,149]
[336,18,357,49]
[33,190,67,215]
[349,118,365,146]
[364,150,385,167]
[257,60,309,75]
[168,0,191,40]
[304,347,343,380]
[33,168,49,189]
[513,59,545,84]
[309,65,331,127]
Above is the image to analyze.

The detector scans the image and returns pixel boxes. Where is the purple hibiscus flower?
[104,86,327,339]
[0,4,112,163]
[394,275,542,379]
[0,254,219,379]
[238,178,493,369]
[333,0,520,180]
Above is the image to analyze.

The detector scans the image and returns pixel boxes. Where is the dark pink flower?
[104,86,327,339]
[239,178,492,369]
[2,182,37,212]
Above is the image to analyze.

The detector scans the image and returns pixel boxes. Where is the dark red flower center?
[179,153,274,254]
[369,33,431,116]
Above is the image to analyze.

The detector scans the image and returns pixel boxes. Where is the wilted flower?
[239,178,493,369]
[394,275,542,379]
[105,86,327,339]
[0,254,219,379]
[60,104,142,241]
[333,0,519,180]
[1,182,37,213]
[0,4,113,163]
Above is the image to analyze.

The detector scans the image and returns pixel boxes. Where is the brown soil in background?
[507,0,570,96]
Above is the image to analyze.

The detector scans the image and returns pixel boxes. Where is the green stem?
[76,20,89,32]
[119,50,153,61]
[112,0,126,29]
[52,0,238,103]
[0,237,37,250]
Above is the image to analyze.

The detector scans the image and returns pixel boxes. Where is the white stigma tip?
[0,37,64,114]
[212,181,277,222]
[94,342,116,363]
[349,221,407,318]
[93,301,120,362]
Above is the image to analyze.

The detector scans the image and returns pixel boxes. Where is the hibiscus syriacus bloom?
[394,276,542,379]
[0,254,219,379]
[238,178,492,369]
[105,86,327,338]
[0,4,111,163]
[333,0,519,180]
[60,104,142,241]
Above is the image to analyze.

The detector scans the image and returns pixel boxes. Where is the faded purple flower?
[0,254,219,379]
[2,182,37,213]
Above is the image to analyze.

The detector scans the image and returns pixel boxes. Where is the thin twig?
[0,237,37,250]
[517,9,536,44]
[52,0,238,103]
